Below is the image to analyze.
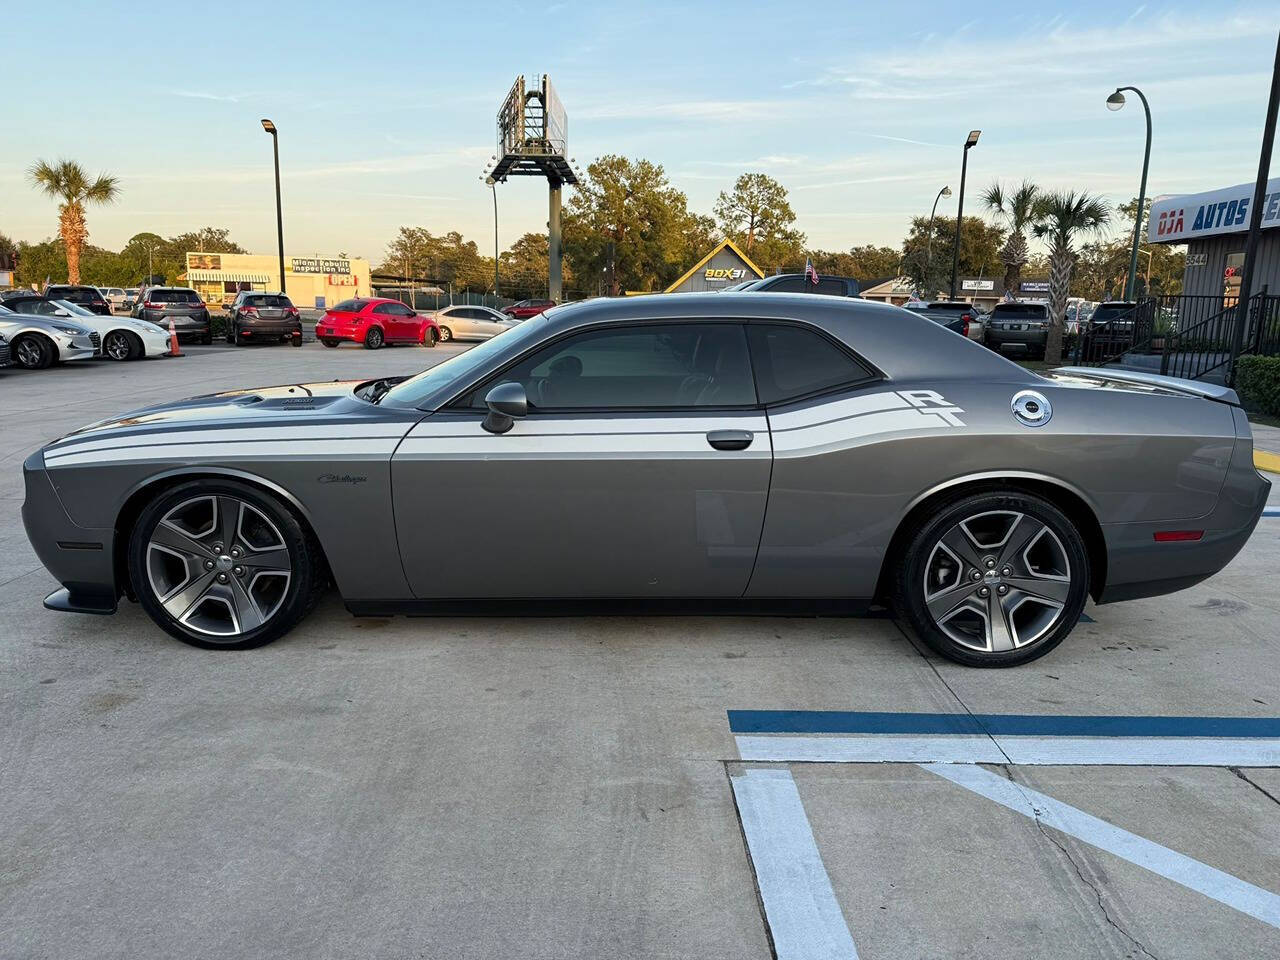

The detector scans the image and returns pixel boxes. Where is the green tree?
[380,226,495,293]
[1032,191,1111,363]
[563,155,708,295]
[713,173,805,272]
[28,159,120,284]
[982,180,1040,299]
[499,232,552,299]
[901,216,1005,298]
[809,245,903,284]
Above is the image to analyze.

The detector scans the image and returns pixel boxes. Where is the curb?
[1256,450,1280,475]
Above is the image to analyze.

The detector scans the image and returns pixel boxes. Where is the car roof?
[1097,300,1136,308]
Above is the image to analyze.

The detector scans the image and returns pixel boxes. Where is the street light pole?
[1106,87,1152,301]
[1228,29,1280,385]
[486,176,500,297]
[261,119,286,294]
[925,185,952,291]
[950,131,981,300]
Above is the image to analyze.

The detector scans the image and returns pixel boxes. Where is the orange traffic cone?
[167,318,184,357]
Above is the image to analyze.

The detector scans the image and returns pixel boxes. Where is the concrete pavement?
[1,343,1278,959]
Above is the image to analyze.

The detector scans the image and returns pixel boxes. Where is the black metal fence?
[1074,290,1280,383]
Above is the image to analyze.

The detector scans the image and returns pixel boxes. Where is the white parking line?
[735,734,1280,766]
[922,762,1280,930]
[730,768,859,960]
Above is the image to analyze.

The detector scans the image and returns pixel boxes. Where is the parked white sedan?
[430,304,518,342]
[31,299,170,360]
[0,304,97,369]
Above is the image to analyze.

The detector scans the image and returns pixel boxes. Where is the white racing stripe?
[770,407,961,456]
[735,735,1280,766]
[767,392,909,431]
[45,421,409,458]
[46,438,400,466]
[923,762,1280,930]
[730,768,859,960]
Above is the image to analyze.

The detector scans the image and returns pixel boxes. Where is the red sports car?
[502,298,556,320]
[316,297,440,349]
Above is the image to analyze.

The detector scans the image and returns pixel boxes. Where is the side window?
[747,323,875,405]
[765,276,807,293]
[372,303,394,315]
[815,278,847,296]
[481,323,756,410]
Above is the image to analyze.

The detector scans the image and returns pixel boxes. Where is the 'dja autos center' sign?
[1148,177,1280,243]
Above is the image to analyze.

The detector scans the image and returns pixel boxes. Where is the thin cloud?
[168,89,258,103]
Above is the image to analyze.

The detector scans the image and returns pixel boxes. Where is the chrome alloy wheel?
[922,510,1072,653]
[145,495,292,638]
[16,337,46,367]
[104,330,132,360]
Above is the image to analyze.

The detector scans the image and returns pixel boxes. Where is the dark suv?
[133,287,211,344]
[984,301,1050,358]
[45,285,111,316]
[225,291,302,347]
[741,274,860,297]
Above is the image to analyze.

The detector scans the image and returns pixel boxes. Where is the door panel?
[392,411,771,598]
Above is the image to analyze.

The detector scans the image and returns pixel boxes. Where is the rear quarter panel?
[746,377,1237,599]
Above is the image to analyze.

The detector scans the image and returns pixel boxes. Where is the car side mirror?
[482,381,528,434]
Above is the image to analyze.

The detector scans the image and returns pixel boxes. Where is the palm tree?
[982,180,1039,300]
[28,159,120,284]
[1032,191,1111,364]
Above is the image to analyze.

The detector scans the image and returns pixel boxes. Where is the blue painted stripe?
[727,710,1280,738]
[1263,506,1280,518]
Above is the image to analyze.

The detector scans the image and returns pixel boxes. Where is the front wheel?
[13,334,55,369]
[422,327,438,347]
[102,330,140,361]
[892,490,1089,667]
[128,480,325,649]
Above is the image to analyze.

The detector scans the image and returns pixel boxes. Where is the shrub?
[1236,355,1280,416]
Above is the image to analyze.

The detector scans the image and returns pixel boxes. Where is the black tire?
[13,333,55,370]
[290,332,303,347]
[437,325,453,342]
[364,326,384,350]
[322,339,339,348]
[127,479,326,650]
[891,490,1089,667]
[234,325,248,346]
[102,329,140,361]
[423,327,438,348]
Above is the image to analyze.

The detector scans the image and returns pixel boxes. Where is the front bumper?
[21,450,119,614]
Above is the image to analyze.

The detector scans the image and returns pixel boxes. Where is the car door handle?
[706,430,754,451]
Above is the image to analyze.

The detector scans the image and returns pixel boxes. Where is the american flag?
[803,257,818,286]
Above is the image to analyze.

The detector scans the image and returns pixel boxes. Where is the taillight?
[144,301,160,309]
[241,306,259,316]
[286,306,299,316]
[961,315,970,337]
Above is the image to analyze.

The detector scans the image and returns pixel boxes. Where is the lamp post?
[925,185,952,292]
[484,176,499,297]
[949,130,981,300]
[261,119,286,294]
[1106,87,1152,301]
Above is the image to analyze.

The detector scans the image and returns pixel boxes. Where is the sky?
[3,0,1279,265]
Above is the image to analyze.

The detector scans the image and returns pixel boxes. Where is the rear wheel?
[128,480,325,650]
[13,334,55,370]
[322,339,339,348]
[892,490,1089,667]
[364,326,384,350]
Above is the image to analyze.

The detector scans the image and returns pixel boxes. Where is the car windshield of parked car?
[380,314,550,408]
[148,289,201,304]
[992,304,1048,319]
[51,287,104,303]
[52,300,99,318]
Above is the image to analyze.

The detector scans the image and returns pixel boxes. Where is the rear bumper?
[21,450,119,614]
[1098,420,1271,603]
[316,325,365,342]
[987,329,1048,352]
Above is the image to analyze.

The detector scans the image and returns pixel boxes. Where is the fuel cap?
[1011,389,1052,427]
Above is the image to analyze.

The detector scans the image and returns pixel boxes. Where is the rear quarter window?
[747,323,876,404]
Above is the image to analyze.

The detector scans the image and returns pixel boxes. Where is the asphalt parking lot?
[2,344,1279,959]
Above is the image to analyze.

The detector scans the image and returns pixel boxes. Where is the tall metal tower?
[485,75,580,302]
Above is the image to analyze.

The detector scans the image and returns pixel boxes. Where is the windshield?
[53,300,98,318]
[1091,304,1135,322]
[381,316,550,408]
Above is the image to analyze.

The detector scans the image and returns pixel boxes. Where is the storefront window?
[1223,252,1244,307]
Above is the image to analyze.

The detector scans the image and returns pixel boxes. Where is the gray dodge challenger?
[22,293,1270,666]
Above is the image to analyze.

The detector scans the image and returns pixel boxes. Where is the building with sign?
[184,252,372,309]
[664,239,764,294]
[1149,177,1280,301]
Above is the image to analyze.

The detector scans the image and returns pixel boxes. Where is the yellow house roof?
[664,238,764,294]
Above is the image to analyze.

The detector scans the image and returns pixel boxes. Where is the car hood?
[47,380,376,445]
